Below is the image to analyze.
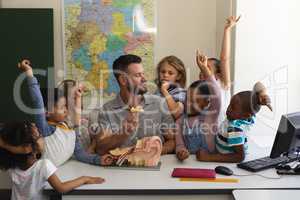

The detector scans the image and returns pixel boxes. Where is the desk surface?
[44,140,300,195]
[233,190,300,200]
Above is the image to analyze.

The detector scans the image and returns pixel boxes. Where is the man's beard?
[127,84,148,95]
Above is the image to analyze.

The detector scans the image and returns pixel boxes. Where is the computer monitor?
[270,112,300,158]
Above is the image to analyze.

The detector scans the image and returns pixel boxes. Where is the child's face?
[226,95,252,120]
[159,63,180,83]
[186,88,209,115]
[48,97,68,122]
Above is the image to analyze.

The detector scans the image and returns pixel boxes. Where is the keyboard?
[237,155,298,172]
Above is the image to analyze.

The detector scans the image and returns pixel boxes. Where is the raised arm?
[219,16,241,89]
[196,50,213,78]
[17,60,54,137]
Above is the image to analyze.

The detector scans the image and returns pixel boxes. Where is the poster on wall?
[63,0,156,103]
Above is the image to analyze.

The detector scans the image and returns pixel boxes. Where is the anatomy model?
[110,136,162,167]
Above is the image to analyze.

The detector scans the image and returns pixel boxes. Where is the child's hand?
[73,83,85,116]
[254,82,273,111]
[225,15,241,30]
[196,50,212,77]
[176,147,190,161]
[18,59,33,77]
[83,176,105,184]
[160,81,170,92]
[101,154,116,166]
[196,50,208,69]
[196,149,210,161]
[74,84,85,99]
[259,94,273,111]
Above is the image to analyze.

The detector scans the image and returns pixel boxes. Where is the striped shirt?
[216,117,255,154]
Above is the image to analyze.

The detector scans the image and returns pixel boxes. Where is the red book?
[171,168,216,178]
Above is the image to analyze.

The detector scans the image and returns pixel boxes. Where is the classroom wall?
[234,0,300,147]
[156,0,217,84]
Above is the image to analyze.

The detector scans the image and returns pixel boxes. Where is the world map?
[64,0,155,100]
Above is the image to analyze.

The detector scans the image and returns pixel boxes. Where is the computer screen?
[270,112,300,158]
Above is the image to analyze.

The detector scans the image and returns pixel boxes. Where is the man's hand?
[225,15,241,30]
[122,111,139,135]
[176,147,190,161]
[18,59,33,77]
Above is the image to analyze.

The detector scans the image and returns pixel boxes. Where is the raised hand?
[259,94,273,111]
[196,50,212,77]
[74,83,85,99]
[196,50,208,69]
[253,82,273,111]
[17,59,33,77]
[225,15,241,30]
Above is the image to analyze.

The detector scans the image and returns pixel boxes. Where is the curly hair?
[0,121,36,170]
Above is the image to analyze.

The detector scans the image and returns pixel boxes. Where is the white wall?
[156,0,217,84]
[234,0,300,147]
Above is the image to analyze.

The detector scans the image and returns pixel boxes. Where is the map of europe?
[64,0,155,99]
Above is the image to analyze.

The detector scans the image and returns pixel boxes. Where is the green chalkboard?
[0,9,54,122]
